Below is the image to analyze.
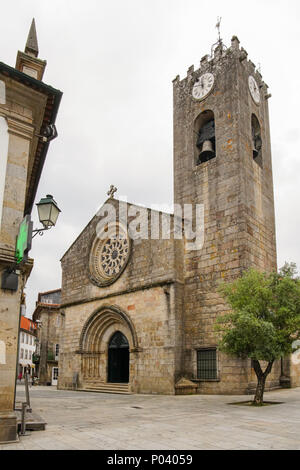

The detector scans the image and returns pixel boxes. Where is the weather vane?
[107,185,117,198]
[216,16,222,43]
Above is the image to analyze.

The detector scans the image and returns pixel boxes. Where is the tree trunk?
[252,359,274,405]
[254,373,266,405]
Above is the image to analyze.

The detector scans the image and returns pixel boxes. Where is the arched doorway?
[79,305,138,387]
[108,331,129,383]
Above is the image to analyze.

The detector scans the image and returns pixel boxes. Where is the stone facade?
[58,37,299,396]
[59,201,184,394]
[0,21,62,442]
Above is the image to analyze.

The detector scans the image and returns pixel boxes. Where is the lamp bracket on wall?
[35,123,58,143]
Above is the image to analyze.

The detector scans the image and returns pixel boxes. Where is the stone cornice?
[61,278,183,309]
[75,347,143,355]
[6,116,34,140]
[0,63,63,215]
[0,245,15,264]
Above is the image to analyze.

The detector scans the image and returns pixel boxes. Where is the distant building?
[18,316,37,379]
[32,289,62,385]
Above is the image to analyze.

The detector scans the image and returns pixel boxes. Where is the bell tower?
[173,36,277,392]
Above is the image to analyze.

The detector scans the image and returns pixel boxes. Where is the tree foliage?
[216,263,300,404]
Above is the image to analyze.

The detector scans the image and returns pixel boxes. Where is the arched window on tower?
[251,114,262,167]
[194,110,216,165]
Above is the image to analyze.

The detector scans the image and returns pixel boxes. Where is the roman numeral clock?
[192,72,215,101]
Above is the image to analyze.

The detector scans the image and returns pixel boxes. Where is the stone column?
[0,112,34,443]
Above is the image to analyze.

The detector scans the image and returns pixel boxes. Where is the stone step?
[83,382,129,389]
[85,385,129,391]
[15,409,47,431]
[82,388,131,395]
[79,382,131,395]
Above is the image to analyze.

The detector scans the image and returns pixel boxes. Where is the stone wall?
[59,286,180,394]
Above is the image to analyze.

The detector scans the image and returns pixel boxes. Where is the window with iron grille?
[197,348,217,380]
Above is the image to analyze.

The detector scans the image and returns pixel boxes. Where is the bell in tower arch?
[196,119,216,164]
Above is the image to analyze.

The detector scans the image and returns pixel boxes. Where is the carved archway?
[79,305,138,382]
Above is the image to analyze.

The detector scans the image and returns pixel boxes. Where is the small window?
[20,348,24,359]
[197,348,217,380]
[25,350,28,360]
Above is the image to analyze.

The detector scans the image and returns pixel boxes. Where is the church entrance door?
[108,331,129,383]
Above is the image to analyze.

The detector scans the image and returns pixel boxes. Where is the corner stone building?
[59,37,300,395]
[0,20,62,442]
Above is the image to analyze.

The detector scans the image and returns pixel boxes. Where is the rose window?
[98,238,129,277]
[89,223,130,286]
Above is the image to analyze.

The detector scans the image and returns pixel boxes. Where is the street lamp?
[1,195,61,290]
[33,195,61,238]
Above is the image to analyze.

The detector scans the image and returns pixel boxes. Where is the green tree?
[216,263,300,405]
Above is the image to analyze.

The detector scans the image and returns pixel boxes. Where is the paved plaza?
[1,385,300,450]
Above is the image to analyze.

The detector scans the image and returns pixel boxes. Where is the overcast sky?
[1,0,300,317]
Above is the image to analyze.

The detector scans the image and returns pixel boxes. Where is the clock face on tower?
[192,73,214,101]
[248,75,260,104]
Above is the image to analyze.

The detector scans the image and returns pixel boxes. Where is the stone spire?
[25,18,39,57]
[15,18,46,81]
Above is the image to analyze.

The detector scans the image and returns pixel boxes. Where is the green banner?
[15,215,33,264]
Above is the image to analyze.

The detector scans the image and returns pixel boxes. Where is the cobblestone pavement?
[1,386,300,450]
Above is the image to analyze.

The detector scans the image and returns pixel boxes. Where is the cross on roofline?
[107,185,117,198]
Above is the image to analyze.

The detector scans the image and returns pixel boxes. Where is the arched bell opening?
[251,114,262,167]
[194,110,216,165]
[107,331,129,383]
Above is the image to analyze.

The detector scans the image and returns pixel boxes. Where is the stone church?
[58,36,300,395]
